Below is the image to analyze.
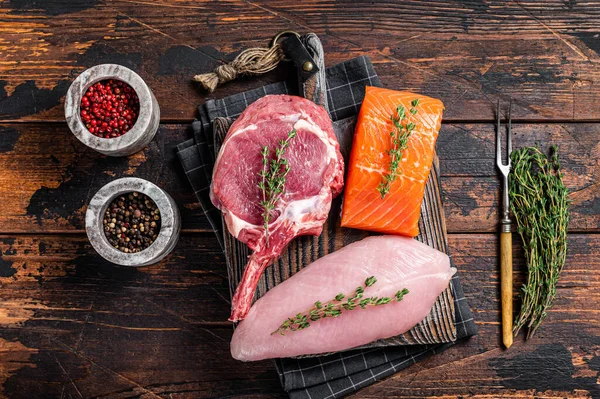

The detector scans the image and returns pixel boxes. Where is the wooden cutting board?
[214,115,456,349]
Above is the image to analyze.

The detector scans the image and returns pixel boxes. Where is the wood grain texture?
[351,233,600,399]
[500,231,513,349]
[1,233,599,398]
[4,1,600,122]
[215,116,456,349]
[0,122,597,234]
[1,0,599,397]
[0,233,283,398]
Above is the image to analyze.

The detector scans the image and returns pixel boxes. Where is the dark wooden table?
[1,1,599,398]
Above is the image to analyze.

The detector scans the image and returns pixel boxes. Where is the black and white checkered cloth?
[177,55,477,399]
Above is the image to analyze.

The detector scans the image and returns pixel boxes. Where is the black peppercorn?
[102,192,161,253]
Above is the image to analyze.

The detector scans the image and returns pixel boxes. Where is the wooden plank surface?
[0,123,597,234]
[3,1,600,122]
[215,118,457,348]
[1,0,600,397]
[1,233,599,398]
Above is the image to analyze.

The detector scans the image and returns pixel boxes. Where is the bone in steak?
[211,94,344,322]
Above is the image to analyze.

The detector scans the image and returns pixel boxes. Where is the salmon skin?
[341,86,444,237]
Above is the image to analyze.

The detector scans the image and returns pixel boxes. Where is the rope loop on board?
[193,31,300,93]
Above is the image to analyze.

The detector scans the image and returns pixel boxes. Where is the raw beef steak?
[211,95,344,321]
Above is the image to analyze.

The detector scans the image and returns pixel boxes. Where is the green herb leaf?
[378,100,419,198]
[395,288,409,301]
[510,146,570,339]
[258,129,297,246]
[271,276,409,335]
[380,297,393,305]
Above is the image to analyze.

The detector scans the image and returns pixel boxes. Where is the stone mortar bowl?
[86,177,181,267]
[65,64,160,157]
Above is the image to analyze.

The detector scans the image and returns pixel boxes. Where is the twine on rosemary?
[193,44,284,93]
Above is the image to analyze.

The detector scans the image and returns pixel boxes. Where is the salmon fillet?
[341,86,444,237]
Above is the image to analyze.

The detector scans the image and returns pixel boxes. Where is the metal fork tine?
[496,99,502,167]
[507,99,513,164]
[496,99,513,349]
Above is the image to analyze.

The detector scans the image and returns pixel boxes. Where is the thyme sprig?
[377,99,420,198]
[509,146,570,339]
[272,276,409,335]
[258,129,297,247]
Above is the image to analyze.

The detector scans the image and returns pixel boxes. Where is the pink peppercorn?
[80,80,140,139]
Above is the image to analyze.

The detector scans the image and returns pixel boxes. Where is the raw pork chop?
[231,235,455,361]
[211,94,344,322]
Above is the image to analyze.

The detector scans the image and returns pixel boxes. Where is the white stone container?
[65,64,160,157]
[86,178,180,267]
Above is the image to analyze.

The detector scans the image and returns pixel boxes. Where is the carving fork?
[496,99,513,348]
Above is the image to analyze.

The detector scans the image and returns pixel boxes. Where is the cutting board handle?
[297,33,328,111]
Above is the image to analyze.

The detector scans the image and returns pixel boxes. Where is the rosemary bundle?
[509,146,570,338]
[377,99,419,198]
[272,276,409,335]
[258,129,297,246]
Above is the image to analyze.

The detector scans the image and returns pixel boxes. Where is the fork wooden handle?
[500,231,513,348]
